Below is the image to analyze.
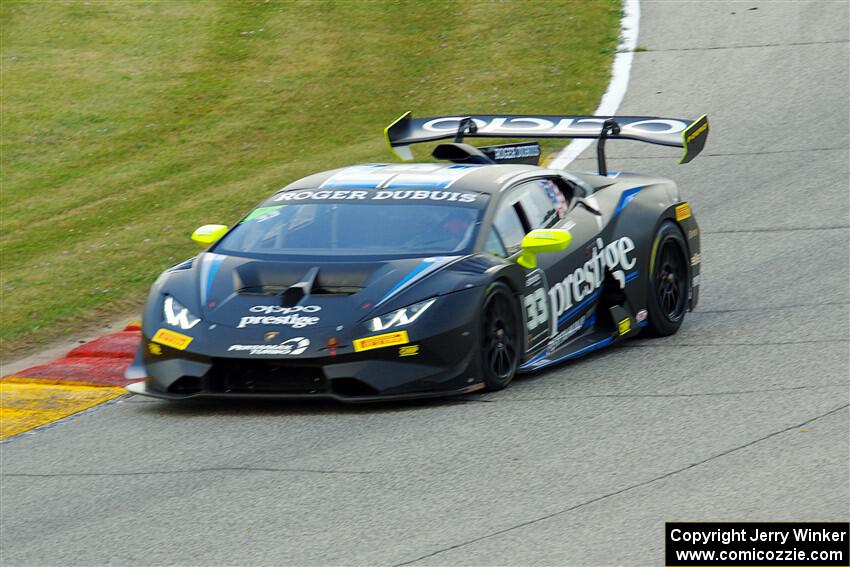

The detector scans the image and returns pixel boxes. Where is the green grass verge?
[0,0,621,360]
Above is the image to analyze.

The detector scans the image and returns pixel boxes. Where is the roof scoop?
[432,143,493,164]
[281,267,319,307]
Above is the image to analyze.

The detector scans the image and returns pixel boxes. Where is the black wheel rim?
[482,293,519,380]
[655,238,688,320]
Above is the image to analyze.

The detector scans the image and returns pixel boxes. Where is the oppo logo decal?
[421,117,687,136]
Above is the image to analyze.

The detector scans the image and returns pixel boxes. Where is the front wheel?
[645,221,690,336]
[479,282,521,391]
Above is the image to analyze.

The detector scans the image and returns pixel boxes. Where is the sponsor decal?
[688,227,699,239]
[548,316,585,353]
[163,296,200,330]
[152,328,193,351]
[618,318,631,336]
[399,345,419,357]
[548,237,637,327]
[228,337,310,356]
[147,342,163,356]
[685,121,708,143]
[488,144,540,161]
[238,305,321,329]
[690,253,701,266]
[421,116,689,137]
[353,330,409,352]
[243,205,284,222]
[692,274,701,287]
[273,189,479,203]
[675,202,692,221]
[636,309,648,322]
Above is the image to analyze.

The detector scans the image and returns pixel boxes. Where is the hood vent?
[234,260,381,298]
[237,284,361,297]
[280,267,318,307]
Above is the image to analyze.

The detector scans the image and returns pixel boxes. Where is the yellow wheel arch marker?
[1,379,125,440]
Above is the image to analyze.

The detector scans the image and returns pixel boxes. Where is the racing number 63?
[524,288,549,331]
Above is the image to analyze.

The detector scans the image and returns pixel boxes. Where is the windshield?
[215,194,488,258]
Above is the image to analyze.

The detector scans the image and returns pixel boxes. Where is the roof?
[276,162,545,196]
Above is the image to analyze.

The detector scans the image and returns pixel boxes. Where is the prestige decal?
[548,237,637,325]
[228,337,310,355]
[273,189,478,203]
[421,116,688,136]
[238,305,321,329]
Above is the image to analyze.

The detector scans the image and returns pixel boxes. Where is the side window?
[512,180,560,229]
[492,204,526,255]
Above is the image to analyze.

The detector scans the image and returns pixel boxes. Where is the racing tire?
[645,221,689,337]
[479,282,522,391]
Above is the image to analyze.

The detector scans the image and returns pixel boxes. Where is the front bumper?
[125,324,482,403]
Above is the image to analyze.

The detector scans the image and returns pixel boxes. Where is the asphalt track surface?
[2,2,848,565]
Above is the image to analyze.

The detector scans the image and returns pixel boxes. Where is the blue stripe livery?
[612,186,644,218]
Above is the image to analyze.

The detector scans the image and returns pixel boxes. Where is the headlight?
[368,298,436,333]
[163,296,201,330]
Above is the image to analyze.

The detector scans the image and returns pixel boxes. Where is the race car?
[126,112,708,401]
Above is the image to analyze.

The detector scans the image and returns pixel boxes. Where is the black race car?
[126,112,709,401]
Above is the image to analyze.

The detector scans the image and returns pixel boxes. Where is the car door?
[485,177,603,355]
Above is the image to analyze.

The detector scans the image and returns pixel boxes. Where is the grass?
[0,0,621,360]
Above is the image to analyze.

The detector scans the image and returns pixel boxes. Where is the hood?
[191,252,465,333]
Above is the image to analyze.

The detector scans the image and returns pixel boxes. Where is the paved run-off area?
[1,1,848,565]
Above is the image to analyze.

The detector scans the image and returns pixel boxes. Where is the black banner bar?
[666,522,849,566]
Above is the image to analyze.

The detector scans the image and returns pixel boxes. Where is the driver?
[442,211,471,237]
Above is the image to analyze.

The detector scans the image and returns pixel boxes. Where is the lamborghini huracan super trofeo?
[126,112,709,401]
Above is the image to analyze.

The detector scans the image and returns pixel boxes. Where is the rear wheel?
[645,221,689,336]
[479,282,521,391]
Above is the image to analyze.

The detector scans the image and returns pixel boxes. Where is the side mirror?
[517,229,572,269]
[191,224,228,247]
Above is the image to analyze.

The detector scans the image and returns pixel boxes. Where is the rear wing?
[384,112,709,173]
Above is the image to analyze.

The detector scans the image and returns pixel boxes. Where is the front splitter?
[126,380,485,403]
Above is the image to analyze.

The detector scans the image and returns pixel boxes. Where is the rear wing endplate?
[384,112,709,171]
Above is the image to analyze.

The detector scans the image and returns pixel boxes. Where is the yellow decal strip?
[353,330,410,352]
[152,328,193,350]
[1,380,125,440]
[399,345,420,357]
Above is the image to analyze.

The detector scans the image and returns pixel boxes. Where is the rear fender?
[602,181,699,317]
